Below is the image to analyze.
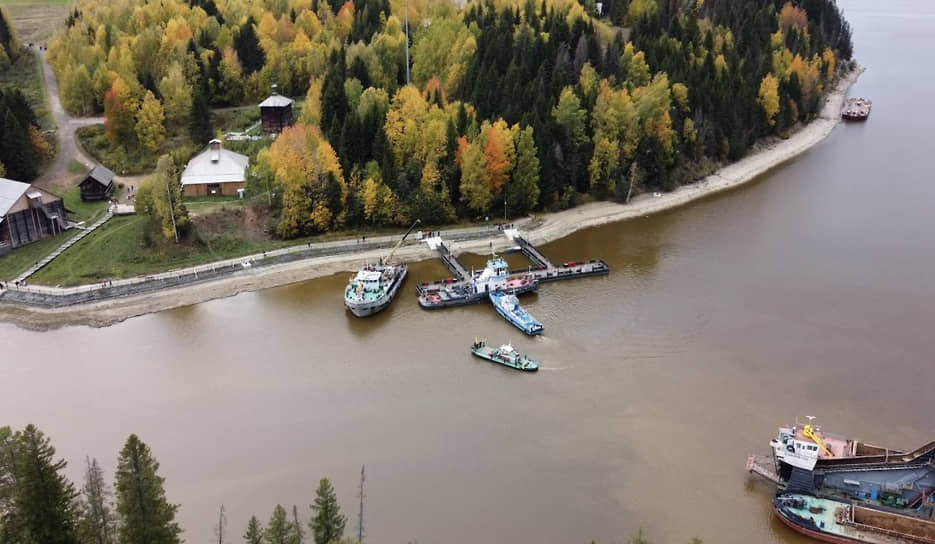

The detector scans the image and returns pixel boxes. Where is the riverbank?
[0,68,862,330]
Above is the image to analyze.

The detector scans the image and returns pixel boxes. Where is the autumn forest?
[46,0,853,238]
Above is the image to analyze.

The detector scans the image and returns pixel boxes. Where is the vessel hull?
[470,347,539,371]
[345,266,408,317]
[771,502,861,544]
[417,281,538,309]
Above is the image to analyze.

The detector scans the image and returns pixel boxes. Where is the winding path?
[32,49,103,192]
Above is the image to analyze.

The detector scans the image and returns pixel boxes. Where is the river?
[2,1,934,542]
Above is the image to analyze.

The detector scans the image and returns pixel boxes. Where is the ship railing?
[845,515,935,544]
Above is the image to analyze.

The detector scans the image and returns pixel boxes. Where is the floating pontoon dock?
[416,228,609,308]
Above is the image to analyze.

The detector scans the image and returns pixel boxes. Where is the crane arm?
[802,424,834,457]
[385,219,421,264]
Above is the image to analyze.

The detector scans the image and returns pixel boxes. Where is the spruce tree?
[190,83,214,145]
[264,504,299,544]
[309,478,345,544]
[243,516,263,544]
[2,425,79,544]
[76,456,116,544]
[0,109,38,181]
[114,434,181,544]
[0,8,14,60]
[235,18,264,75]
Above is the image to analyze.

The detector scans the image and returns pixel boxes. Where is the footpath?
[0,220,528,309]
[11,210,114,285]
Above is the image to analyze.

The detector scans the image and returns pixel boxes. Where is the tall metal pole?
[166,179,179,242]
[404,0,410,85]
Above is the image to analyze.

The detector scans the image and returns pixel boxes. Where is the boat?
[417,253,538,309]
[746,417,910,484]
[488,290,543,335]
[344,219,420,317]
[842,97,871,121]
[470,339,538,371]
[772,492,935,544]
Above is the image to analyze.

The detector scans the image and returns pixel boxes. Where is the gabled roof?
[180,145,249,186]
[0,177,31,217]
[259,94,294,108]
[85,164,115,187]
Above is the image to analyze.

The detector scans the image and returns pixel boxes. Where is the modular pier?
[416,229,609,308]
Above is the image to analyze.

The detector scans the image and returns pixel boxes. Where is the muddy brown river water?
[2,1,935,542]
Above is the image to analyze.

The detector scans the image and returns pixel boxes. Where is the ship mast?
[384,219,421,265]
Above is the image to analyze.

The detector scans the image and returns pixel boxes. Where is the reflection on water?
[2,1,935,542]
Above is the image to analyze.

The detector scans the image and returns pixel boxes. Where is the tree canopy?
[47,0,854,235]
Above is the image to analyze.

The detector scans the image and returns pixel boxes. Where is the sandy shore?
[0,69,862,331]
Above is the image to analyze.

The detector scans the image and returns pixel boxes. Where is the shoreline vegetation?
[0,66,861,331]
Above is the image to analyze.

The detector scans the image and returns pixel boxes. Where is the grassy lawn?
[0,230,76,281]
[62,185,107,223]
[213,106,260,133]
[30,214,297,286]
[0,48,52,129]
[0,1,70,44]
[66,159,86,174]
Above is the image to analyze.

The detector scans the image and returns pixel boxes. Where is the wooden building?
[259,85,294,134]
[79,164,116,201]
[0,177,67,254]
[180,139,249,197]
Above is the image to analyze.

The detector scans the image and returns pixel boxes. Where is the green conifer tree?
[264,504,299,544]
[243,515,264,544]
[235,18,265,75]
[0,107,38,180]
[114,434,181,544]
[0,425,79,544]
[189,84,214,145]
[309,478,345,544]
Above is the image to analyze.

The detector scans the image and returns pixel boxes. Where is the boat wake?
[537,366,572,371]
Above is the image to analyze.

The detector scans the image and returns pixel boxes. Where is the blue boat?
[489,290,544,335]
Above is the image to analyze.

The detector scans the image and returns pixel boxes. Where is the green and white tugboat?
[344,220,420,317]
[470,339,539,371]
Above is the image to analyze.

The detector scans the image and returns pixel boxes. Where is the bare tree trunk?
[214,504,227,544]
[357,465,366,543]
[293,504,305,543]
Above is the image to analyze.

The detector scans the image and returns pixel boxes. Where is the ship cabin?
[355,269,385,290]
[772,424,860,471]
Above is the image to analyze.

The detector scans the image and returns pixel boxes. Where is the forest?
[0,424,352,544]
[46,0,853,238]
[0,8,51,182]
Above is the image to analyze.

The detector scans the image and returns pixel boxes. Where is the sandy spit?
[0,69,862,331]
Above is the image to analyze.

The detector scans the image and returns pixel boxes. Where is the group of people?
[1,279,28,289]
[419,231,441,239]
[495,223,514,231]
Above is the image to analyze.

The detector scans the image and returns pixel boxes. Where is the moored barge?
[773,492,935,544]
[842,97,871,120]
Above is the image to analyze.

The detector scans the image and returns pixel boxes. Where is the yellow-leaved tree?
[265,124,347,237]
[135,91,166,153]
[757,73,781,126]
